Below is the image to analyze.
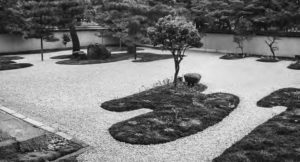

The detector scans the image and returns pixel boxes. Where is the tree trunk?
[127,43,137,60]
[69,25,80,53]
[119,38,122,49]
[271,48,276,59]
[40,37,44,61]
[173,60,180,87]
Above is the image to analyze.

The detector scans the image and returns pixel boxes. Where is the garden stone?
[87,44,111,60]
[184,73,201,87]
[128,121,138,125]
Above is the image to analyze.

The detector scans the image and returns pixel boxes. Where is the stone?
[128,121,138,125]
[184,73,201,87]
[87,44,111,60]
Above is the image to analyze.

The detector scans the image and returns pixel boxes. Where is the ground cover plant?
[213,88,300,162]
[101,81,239,145]
[0,56,32,71]
[55,52,172,65]
[219,53,245,60]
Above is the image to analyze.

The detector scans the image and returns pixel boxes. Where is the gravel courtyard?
[0,48,299,162]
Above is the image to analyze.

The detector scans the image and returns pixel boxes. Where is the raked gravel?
[0,48,299,162]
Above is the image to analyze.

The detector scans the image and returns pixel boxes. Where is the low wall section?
[0,30,118,54]
[201,33,300,57]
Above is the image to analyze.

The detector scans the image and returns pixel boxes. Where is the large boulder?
[87,44,111,60]
[184,73,201,87]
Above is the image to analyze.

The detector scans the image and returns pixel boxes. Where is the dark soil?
[220,53,245,60]
[288,62,300,70]
[213,88,300,162]
[56,53,173,65]
[0,132,83,162]
[0,56,33,71]
[0,63,33,71]
[101,82,240,145]
[256,57,280,63]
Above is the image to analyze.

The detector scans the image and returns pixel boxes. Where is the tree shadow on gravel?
[0,56,33,71]
[101,82,240,145]
[55,53,173,65]
[213,88,300,162]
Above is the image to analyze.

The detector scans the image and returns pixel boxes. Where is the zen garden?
[0,0,300,162]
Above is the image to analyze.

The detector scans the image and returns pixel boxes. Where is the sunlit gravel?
[0,48,299,162]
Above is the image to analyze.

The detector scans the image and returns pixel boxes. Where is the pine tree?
[0,0,26,34]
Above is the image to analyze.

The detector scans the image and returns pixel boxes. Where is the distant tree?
[23,0,59,61]
[148,15,203,87]
[233,17,253,56]
[95,0,177,59]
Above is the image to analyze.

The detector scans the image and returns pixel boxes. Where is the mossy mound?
[213,88,300,162]
[256,57,280,63]
[257,88,300,110]
[288,62,300,70]
[220,53,245,60]
[102,82,240,145]
[56,53,172,65]
[0,56,32,71]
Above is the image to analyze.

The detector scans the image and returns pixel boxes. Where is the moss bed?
[0,132,83,162]
[220,53,245,60]
[101,82,239,145]
[56,53,173,65]
[288,62,300,70]
[256,57,280,63]
[0,56,33,71]
[213,88,300,162]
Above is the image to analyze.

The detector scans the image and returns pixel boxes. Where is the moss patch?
[256,57,280,63]
[0,56,32,71]
[56,53,172,65]
[0,133,83,162]
[213,88,300,162]
[101,82,239,145]
[220,53,245,60]
[288,62,300,70]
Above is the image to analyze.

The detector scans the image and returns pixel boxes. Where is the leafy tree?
[0,0,26,34]
[23,0,59,61]
[148,15,203,87]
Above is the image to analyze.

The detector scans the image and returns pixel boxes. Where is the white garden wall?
[201,33,300,57]
[0,30,118,54]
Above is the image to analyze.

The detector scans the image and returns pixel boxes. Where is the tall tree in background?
[0,0,26,34]
[23,0,58,61]
[56,0,86,53]
[94,0,179,58]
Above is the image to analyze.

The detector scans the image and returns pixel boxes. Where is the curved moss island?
[101,82,240,145]
[213,88,300,162]
[0,56,33,71]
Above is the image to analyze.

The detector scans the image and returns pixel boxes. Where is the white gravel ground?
[0,48,299,162]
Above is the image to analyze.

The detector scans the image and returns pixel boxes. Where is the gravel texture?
[0,48,299,162]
